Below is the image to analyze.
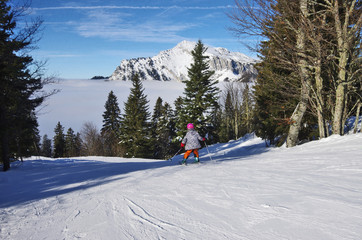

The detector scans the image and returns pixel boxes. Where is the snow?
[175,40,256,64]
[1,133,362,239]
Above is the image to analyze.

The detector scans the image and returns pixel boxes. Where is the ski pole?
[204,141,213,161]
[168,148,183,161]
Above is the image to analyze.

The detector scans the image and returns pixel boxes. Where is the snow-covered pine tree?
[120,74,152,158]
[176,40,220,139]
[101,91,122,156]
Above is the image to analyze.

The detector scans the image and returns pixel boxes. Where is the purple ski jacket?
[182,129,203,150]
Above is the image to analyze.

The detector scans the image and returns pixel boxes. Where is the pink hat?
[187,123,194,129]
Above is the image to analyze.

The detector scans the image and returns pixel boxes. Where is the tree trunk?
[234,111,239,140]
[331,0,352,135]
[317,109,326,138]
[333,77,347,135]
[332,42,348,135]
[286,0,309,148]
[314,39,326,139]
[311,57,327,139]
[0,106,10,171]
[226,116,230,139]
[1,134,10,171]
[286,82,310,147]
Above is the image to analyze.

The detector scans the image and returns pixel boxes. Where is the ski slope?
[1,133,362,239]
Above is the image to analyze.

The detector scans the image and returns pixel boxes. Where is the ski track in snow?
[1,133,362,239]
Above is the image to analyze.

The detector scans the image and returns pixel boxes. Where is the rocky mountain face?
[109,40,258,82]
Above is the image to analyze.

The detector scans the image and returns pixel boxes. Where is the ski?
[178,160,202,165]
[178,160,187,165]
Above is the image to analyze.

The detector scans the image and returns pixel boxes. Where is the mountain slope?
[1,133,362,239]
[109,40,258,82]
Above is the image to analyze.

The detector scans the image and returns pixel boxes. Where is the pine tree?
[120,74,151,158]
[65,128,76,157]
[152,98,176,159]
[152,97,163,123]
[253,42,297,145]
[173,96,186,139]
[230,0,307,145]
[101,91,122,156]
[161,102,177,157]
[221,82,244,141]
[241,84,254,134]
[225,91,235,139]
[219,90,235,142]
[0,0,45,170]
[53,122,65,158]
[41,134,52,157]
[209,103,221,143]
[176,40,220,139]
[74,132,82,156]
[151,97,164,158]
[11,112,42,160]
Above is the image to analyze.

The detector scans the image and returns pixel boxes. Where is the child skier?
[180,123,205,164]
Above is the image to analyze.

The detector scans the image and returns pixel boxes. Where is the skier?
[180,123,205,164]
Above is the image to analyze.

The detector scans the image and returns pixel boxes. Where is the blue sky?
[26,0,257,79]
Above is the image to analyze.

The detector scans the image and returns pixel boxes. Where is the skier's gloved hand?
[181,143,185,148]
[202,138,206,141]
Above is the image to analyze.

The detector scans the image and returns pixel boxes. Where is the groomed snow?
[1,133,361,239]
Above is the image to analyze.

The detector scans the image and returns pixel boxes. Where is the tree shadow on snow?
[0,137,270,208]
[0,158,173,208]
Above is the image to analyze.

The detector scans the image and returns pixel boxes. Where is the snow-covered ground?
[1,133,362,239]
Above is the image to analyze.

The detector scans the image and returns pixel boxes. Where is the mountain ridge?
[109,40,258,82]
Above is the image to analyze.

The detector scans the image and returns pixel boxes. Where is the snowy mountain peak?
[109,40,258,82]
[174,40,196,50]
